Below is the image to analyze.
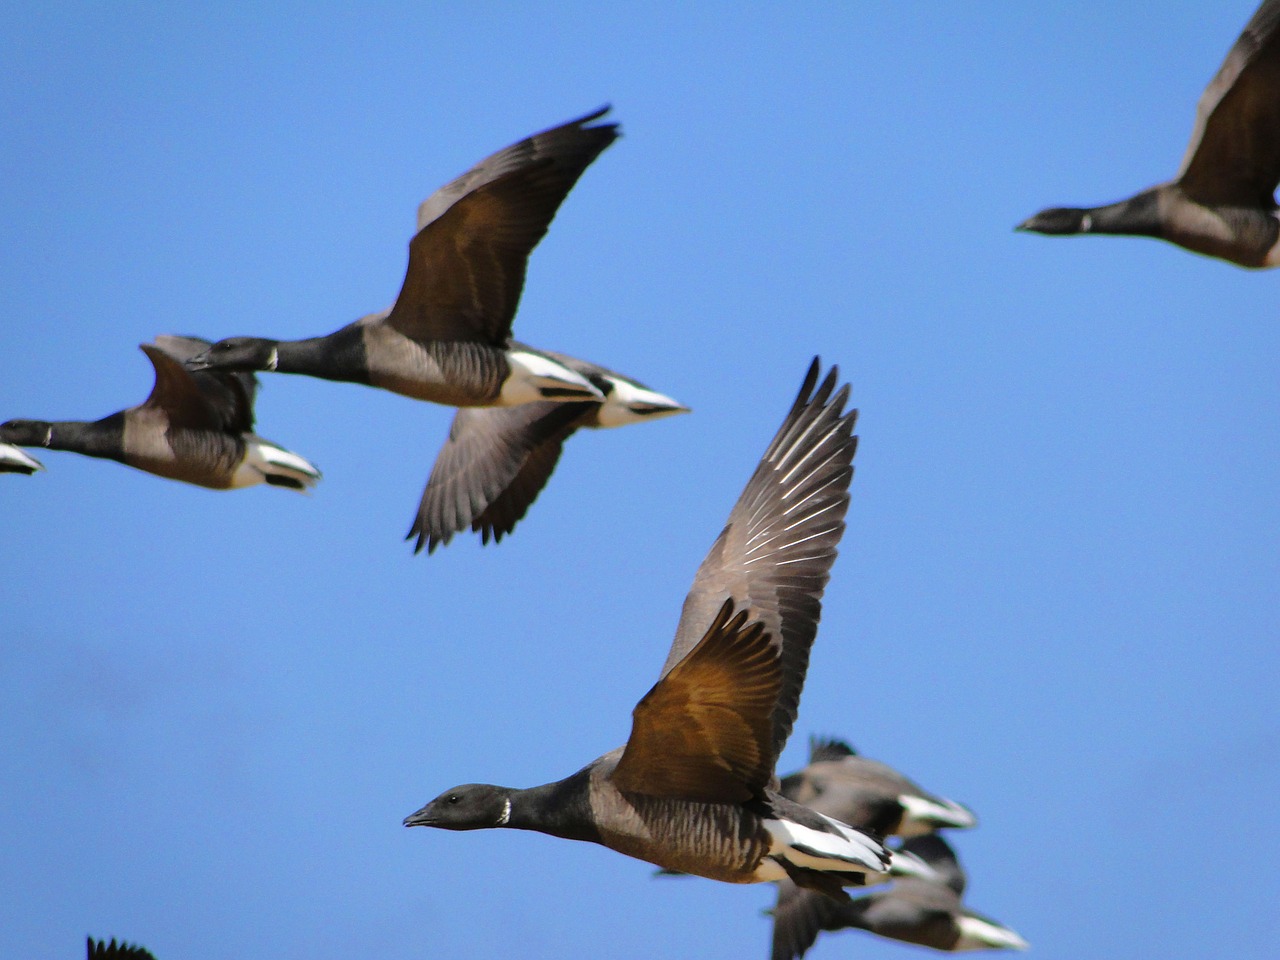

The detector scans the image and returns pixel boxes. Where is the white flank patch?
[1080,213,1093,232]
[497,798,511,826]
[233,438,321,490]
[954,914,1030,951]
[266,346,279,371]
[499,351,602,406]
[765,816,888,876]
[595,378,687,428]
[898,793,977,833]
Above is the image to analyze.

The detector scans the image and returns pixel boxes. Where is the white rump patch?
[499,351,603,406]
[898,793,977,834]
[595,378,688,428]
[233,438,321,490]
[954,914,1030,951]
[0,443,44,472]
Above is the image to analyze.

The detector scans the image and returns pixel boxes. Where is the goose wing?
[385,108,618,345]
[610,600,780,802]
[407,401,590,553]
[152,335,256,432]
[657,359,857,768]
[1177,0,1280,205]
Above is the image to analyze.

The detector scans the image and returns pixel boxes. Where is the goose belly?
[122,421,237,489]
[361,329,504,405]
[592,794,771,884]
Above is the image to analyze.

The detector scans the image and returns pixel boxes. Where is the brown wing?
[407,402,589,553]
[1177,0,1280,205]
[610,600,780,802]
[138,345,226,432]
[385,108,619,345]
[659,359,858,769]
[151,335,256,433]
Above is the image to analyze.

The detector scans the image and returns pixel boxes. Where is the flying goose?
[771,835,1029,959]
[780,737,976,839]
[186,107,620,403]
[88,938,156,960]
[0,335,320,491]
[407,352,688,553]
[0,442,43,475]
[405,360,931,897]
[1017,0,1280,267]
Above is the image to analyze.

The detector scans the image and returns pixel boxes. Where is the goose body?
[1018,0,1280,267]
[0,336,319,491]
[187,107,619,404]
[408,353,688,552]
[0,442,43,474]
[771,836,1029,959]
[405,360,916,896]
[781,737,976,838]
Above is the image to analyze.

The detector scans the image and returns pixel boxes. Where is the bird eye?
[446,794,460,805]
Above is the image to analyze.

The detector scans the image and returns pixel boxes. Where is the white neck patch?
[497,798,511,826]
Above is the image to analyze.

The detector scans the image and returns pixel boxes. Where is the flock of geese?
[30,1,1278,957]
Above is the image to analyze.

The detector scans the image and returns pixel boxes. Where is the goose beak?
[403,804,435,828]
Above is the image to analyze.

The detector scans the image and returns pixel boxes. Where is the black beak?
[403,805,434,828]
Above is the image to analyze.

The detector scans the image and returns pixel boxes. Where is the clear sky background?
[2,3,1278,959]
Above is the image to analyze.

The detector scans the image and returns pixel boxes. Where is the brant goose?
[405,360,926,897]
[186,108,620,403]
[407,353,687,552]
[0,335,319,491]
[1018,0,1280,267]
[771,835,1029,958]
[780,737,976,838]
[0,442,43,475]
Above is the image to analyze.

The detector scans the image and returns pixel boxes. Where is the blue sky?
[2,2,1278,958]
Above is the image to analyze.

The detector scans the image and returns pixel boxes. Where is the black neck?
[48,414,127,462]
[1087,190,1162,237]
[275,323,369,384]
[507,768,599,843]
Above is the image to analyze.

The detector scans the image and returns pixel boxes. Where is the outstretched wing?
[386,107,619,345]
[407,401,589,553]
[611,600,780,802]
[659,359,858,769]
[1177,0,1280,205]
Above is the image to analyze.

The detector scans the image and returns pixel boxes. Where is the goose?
[88,938,156,960]
[185,107,620,403]
[771,835,1029,959]
[0,335,320,491]
[780,737,976,839]
[0,442,43,475]
[405,360,934,898]
[1017,0,1280,267]
[407,352,688,553]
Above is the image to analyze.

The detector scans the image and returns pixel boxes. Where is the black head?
[1015,206,1091,235]
[403,783,513,831]
[186,336,279,372]
[0,419,53,446]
